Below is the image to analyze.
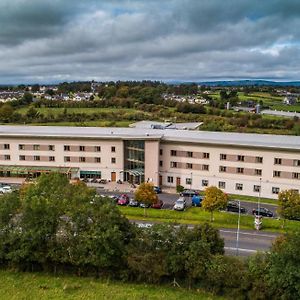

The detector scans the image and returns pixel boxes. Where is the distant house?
[283,96,297,105]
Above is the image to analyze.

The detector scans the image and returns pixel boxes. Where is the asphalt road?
[97,189,278,217]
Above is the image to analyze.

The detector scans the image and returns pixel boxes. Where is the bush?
[176,185,184,193]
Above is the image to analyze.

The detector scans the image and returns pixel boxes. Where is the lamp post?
[236,200,241,256]
[258,177,262,216]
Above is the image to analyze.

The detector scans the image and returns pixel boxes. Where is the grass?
[119,206,299,232]
[0,270,223,300]
[228,194,278,205]
[23,120,133,127]
[16,107,140,116]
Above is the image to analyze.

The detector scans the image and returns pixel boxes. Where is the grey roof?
[261,109,300,118]
[129,120,202,130]
[0,125,300,151]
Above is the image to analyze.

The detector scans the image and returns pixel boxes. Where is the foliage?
[134,182,158,205]
[202,186,228,221]
[278,189,300,221]
[176,184,184,193]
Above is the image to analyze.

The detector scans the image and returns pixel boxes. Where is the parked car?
[109,195,119,203]
[151,199,164,209]
[180,189,199,197]
[252,207,274,217]
[117,194,129,206]
[174,197,186,211]
[128,198,139,207]
[153,186,162,194]
[0,186,12,194]
[226,201,247,213]
[139,202,151,208]
[192,195,204,207]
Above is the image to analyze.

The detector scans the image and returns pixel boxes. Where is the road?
[97,189,278,216]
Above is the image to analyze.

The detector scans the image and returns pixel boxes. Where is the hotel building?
[0,125,300,199]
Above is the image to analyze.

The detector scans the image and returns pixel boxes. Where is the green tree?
[278,189,300,224]
[0,104,14,122]
[202,186,228,221]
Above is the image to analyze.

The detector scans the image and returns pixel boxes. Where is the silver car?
[173,198,186,211]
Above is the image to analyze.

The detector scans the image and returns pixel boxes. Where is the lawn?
[119,206,299,232]
[24,120,132,127]
[0,270,223,300]
[16,107,139,116]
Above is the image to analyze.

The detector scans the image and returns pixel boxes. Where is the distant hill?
[197,80,300,87]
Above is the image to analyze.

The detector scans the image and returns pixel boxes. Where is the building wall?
[159,142,300,199]
[144,140,160,185]
[0,138,124,180]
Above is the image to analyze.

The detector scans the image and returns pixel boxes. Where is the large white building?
[0,125,300,199]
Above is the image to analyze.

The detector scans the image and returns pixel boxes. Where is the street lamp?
[236,200,241,256]
[258,177,262,216]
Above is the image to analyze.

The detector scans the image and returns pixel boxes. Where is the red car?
[151,200,164,209]
[117,194,129,206]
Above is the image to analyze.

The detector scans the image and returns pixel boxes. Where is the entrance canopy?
[124,168,144,176]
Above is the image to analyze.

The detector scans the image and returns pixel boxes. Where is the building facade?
[0,125,300,199]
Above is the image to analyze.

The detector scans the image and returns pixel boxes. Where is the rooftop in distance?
[129,120,203,130]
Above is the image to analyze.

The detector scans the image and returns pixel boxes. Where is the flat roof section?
[0,125,299,151]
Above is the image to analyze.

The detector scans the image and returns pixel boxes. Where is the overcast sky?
[1,0,300,84]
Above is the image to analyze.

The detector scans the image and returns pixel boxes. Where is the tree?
[0,104,14,122]
[278,189,300,224]
[134,182,158,215]
[202,186,228,222]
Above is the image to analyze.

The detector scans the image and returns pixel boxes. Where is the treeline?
[0,173,299,299]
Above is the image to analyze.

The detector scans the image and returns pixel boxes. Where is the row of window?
[170,161,209,170]
[14,145,116,152]
[219,166,262,176]
[166,176,281,194]
[169,150,210,159]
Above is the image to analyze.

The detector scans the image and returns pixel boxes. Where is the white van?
[0,186,12,194]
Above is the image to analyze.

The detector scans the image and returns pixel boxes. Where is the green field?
[23,120,132,127]
[0,270,223,300]
[119,206,299,232]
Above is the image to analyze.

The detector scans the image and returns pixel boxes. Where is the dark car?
[151,199,164,209]
[140,202,151,208]
[153,186,162,194]
[117,194,129,206]
[180,189,199,197]
[226,201,247,213]
[252,207,274,217]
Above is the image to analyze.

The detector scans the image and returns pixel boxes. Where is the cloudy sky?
[1,0,300,84]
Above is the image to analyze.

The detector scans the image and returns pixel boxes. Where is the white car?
[0,185,12,194]
[173,197,186,211]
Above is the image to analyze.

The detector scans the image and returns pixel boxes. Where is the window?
[79,146,85,152]
[255,169,262,176]
[171,150,177,156]
[4,155,10,160]
[273,171,281,177]
[167,176,173,183]
[49,156,55,162]
[292,172,300,179]
[237,155,244,162]
[219,181,226,189]
[255,156,263,163]
[111,146,116,152]
[95,146,101,152]
[111,157,116,164]
[33,144,40,151]
[219,166,227,172]
[159,160,163,167]
[203,152,210,159]
[274,158,282,165]
[159,149,163,155]
[202,179,209,187]
[64,145,70,151]
[34,155,40,161]
[220,154,227,160]
[253,185,261,192]
[202,164,209,171]
[19,144,25,150]
[170,161,178,168]
[19,155,25,161]
[237,167,244,174]
[293,159,300,166]
[186,163,193,169]
[64,156,70,162]
[79,157,86,163]
[48,145,55,151]
[186,178,192,185]
[187,151,193,158]
[4,144,9,150]
[95,157,101,163]
[236,183,243,191]
[272,187,280,194]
